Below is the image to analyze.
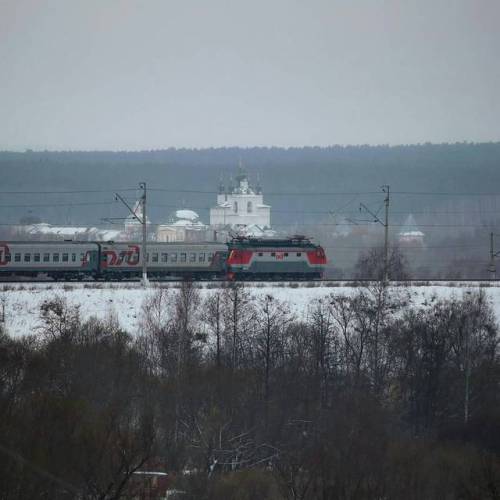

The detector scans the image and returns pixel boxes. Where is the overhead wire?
[0,188,498,234]
[2,187,500,196]
[0,201,116,208]
[1,199,500,219]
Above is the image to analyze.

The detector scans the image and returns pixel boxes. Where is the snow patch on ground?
[2,282,500,338]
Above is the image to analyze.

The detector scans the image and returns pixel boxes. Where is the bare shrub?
[38,296,81,341]
[355,245,411,281]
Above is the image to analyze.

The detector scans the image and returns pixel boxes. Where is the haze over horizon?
[2,0,500,151]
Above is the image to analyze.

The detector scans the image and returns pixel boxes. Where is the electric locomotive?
[226,236,327,280]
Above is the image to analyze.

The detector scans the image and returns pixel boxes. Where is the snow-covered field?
[2,282,500,338]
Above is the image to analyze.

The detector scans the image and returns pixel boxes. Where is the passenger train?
[0,237,327,281]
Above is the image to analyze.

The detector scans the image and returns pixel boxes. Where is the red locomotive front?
[226,236,327,280]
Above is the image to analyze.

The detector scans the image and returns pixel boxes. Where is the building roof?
[398,214,424,237]
[175,209,199,221]
[26,223,95,236]
[236,224,277,237]
[158,208,206,229]
[171,219,205,227]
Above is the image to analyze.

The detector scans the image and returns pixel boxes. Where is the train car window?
[34,253,40,262]
[180,253,187,263]
[6,253,11,262]
[208,253,213,262]
[271,252,276,257]
[161,253,168,263]
[24,254,31,262]
[53,253,59,262]
[189,253,196,262]
[258,252,263,257]
[152,253,159,263]
[72,253,76,262]
[15,253,21,262]
[80,253,85,262]
[62,253,69,262]
[199,253,205,262]
[171,253,177,262]
[44,253,50,262]
[284,252,289,257]
[296,252,302,257]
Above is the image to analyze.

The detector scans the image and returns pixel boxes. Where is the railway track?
[1,278,499,286]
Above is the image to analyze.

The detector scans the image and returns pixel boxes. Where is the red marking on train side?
[227,250,253,265]
[127,245,140,265]
[306,248,327,265]
[102,250,117,267]
[0,244,10,266]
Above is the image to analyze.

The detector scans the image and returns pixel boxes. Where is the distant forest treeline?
[1,143,499,277]
[1,143,499,224]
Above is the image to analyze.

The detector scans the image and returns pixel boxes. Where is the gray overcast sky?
[1,0,499,150]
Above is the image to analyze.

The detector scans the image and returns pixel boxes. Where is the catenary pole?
[114,186,149,285]
[490,232,499,280]
[140,182,148,286]
[359,184,390,283]
[490,232,495,280]
[382,185,390,283]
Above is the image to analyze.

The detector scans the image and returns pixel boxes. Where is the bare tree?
[202,292,225,369]
[307,297,337,408]
[255,295,293,428]
[222,283,254,370]
[355,245,411,281]
[329,294,366,386]
[137,287,174,376]
[445,290,498,423]
[172,281,202,375]
[38,296,81,342]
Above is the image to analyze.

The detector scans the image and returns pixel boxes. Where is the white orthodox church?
[209,165,271,228]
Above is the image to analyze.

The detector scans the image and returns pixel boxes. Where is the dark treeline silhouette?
[1,283,499,498]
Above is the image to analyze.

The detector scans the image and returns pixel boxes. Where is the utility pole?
[489,232,499,280]
[359,185,390,282]
[382,185,390,282]
[140,182,148,286]
[115,182,149,286]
